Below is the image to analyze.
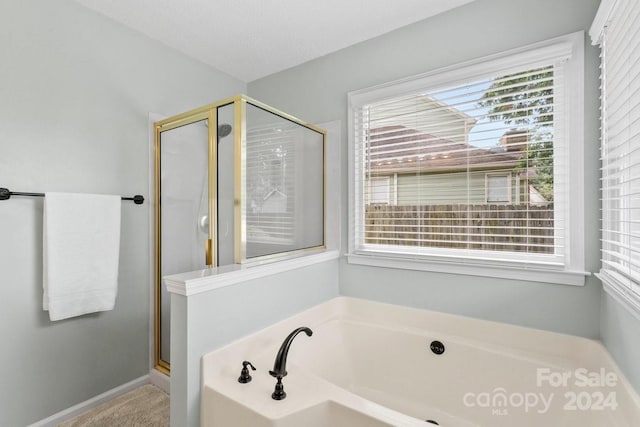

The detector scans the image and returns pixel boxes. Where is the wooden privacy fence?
[365,204,555,253]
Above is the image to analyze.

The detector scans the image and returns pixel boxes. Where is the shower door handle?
[205,238,213,267]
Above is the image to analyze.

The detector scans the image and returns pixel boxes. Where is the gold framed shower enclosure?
[153,95,326,373]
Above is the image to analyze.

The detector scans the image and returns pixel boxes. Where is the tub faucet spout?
[269,326,312,400]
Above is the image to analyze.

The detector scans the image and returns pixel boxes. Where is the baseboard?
[29,375,150,427]
[150,368,170,394]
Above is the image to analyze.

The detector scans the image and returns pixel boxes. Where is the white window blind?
[592,0,640,313]
[348,33,586,283]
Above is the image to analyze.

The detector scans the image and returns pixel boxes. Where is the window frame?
[347,32,587,286]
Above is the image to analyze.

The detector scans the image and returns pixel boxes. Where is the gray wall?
[0,0,244,425]
[601,293,640,392]
[170,259,339,427]
[249,0,602,339]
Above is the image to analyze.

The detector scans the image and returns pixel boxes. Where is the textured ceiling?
[75,0,475,82]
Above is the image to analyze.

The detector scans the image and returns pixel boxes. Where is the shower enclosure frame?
[153,95,326,374]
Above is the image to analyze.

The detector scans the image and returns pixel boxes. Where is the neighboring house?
[369,92,477,145]
[366,125,540,206]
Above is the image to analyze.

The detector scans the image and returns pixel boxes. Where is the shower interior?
[153,95,326,373]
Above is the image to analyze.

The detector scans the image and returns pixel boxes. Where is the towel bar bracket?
[0,188,144,205]
[131,195,145,205]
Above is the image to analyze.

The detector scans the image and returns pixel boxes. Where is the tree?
[477,66,555,201]
[517,134,554,201]
[478,66,554,127]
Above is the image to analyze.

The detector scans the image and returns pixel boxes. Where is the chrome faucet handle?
[238,360,256,383]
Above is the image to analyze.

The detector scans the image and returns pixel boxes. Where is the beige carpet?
[58,384,169,427]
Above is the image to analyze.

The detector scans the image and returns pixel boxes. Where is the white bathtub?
[201,297,640,426]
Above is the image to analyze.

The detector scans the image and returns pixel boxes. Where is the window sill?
[164,249,340,296]
[346,252,589,286]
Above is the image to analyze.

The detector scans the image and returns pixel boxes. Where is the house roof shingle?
[368,126,525,174]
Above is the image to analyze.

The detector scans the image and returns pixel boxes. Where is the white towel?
[43,192,121,321]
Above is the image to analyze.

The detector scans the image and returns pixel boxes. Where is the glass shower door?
[156,119,209,369]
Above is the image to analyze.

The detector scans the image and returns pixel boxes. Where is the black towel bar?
[0,188,144,205]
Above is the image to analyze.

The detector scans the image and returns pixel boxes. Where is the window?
[486,173,511,203]
[591,0,640,313]
[348,32,586,285]
[368,176,391,205]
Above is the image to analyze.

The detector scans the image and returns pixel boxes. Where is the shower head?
[218,123,232,138]
[203,120,232,139]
